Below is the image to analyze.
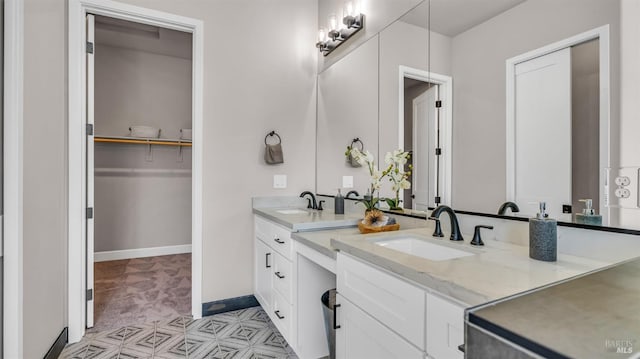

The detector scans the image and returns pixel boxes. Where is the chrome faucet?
[300,191,318,210]
[345,190,360,199]
[429,205,464,241]
[498,201,520,215]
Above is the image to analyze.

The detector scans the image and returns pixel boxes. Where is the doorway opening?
[68,0,203,343]
[87,15,194,332]
[398,66,453,210]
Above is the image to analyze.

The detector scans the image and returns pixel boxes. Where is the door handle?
[274,238,285,244]
[333,303,341,329]
[265,253,271,268]
[458,344,465,353]
[275,310,285,319]
[275,271,285,279]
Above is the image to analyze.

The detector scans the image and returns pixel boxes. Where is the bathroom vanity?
[252,198,619,359]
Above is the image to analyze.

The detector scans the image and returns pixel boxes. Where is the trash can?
[321,289,338,359]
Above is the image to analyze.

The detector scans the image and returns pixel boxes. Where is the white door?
[513,48,572,218]
[86,13,96,329]
[412,85,438,211]
[335,294,424,359]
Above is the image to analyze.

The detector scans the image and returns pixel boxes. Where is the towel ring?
[350,138,363,151]
[265,131,282,145]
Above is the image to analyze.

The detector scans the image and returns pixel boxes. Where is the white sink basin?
[276,209,309,215]
[373,235,474,261]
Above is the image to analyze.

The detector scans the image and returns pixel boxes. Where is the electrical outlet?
[273,174,287,189]
[615,188,631,199]
[342,176,354,188]
[615,176,631,186]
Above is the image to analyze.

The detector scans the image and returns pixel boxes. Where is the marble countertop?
[252,207,361,232]
[468,257,640,358]
[331,227,611,306]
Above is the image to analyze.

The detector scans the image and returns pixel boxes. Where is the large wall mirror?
[316,0,640,232]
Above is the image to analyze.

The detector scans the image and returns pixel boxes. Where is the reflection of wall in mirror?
[442,0,620,217]
[378,19,451,200]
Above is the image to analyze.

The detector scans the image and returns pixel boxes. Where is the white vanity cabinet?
[254,216,295,340]
[336,253,465,359]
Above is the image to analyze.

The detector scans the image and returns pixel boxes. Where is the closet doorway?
[87,14,193,331]
[68,0,203,343]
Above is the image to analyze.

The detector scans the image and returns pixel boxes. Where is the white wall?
[450,0,620,214]
[618,0,640,227]
[94,44,192,139]
[23,0,68,357]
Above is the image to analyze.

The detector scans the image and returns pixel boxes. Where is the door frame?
[4,0,25,356]
[398,66,453,206]
[506,25,610,224]
[68,0,204,343]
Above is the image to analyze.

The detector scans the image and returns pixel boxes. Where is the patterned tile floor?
[60,306,299,359]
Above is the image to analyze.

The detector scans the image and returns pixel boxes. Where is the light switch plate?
[273,174,287,189]
[342,176,354,188]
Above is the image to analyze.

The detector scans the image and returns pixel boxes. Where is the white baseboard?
[94,244,192,262]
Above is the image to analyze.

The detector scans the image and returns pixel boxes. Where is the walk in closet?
[89,15,193,331]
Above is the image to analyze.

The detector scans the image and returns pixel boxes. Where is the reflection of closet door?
[86,13,96,329]
[513,48,572,218]
[412,85,438,211]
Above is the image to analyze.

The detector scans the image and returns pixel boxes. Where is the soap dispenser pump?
[574,199,602,226]
[334,189,345,215]
[529,202,557,262]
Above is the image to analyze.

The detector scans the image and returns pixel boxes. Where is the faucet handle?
[318,200,325,211]
[428,217,444,238]
[306,198,313,209]
[471,225,493,246]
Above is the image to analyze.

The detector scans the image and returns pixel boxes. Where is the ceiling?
[95,15,192,59]
[401,0,527,37]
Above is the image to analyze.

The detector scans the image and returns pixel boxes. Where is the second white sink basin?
[276,209,309,215]
[374,235,474,261]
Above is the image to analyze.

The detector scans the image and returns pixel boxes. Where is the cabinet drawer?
[335,294,424,359]
[254,216,293,260]
[337,253,426,349]
[426,293,464,359]
[272,251,293,303]
[271,224,293,259]
[271,289,293,340]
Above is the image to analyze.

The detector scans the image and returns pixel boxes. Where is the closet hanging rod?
[94,136,192,147]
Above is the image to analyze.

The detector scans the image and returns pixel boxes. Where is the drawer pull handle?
[458,344,465,353]
[275,310,285,319]
[265,253,271,268]
[274,238,285,244]
[275,271,285,279]
[333,303,341,329]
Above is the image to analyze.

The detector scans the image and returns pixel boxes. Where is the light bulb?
[344,1,354,17]
[329,14,338,31]
[318,28,327,42]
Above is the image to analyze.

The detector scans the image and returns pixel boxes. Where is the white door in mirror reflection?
[413,85,439,211]
[513,48,571,219]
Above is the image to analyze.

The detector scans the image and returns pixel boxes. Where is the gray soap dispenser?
[334,189,345,215]
[529,202,557,262]
[574,199,602,226]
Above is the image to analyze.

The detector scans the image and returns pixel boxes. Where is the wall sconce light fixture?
[316,1,365,56]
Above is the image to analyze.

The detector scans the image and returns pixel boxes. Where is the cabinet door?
[335,294,424,359]
[255,238,273,311]
[426,293,464,359]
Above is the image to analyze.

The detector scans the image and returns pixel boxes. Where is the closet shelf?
[94,136,192,147]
